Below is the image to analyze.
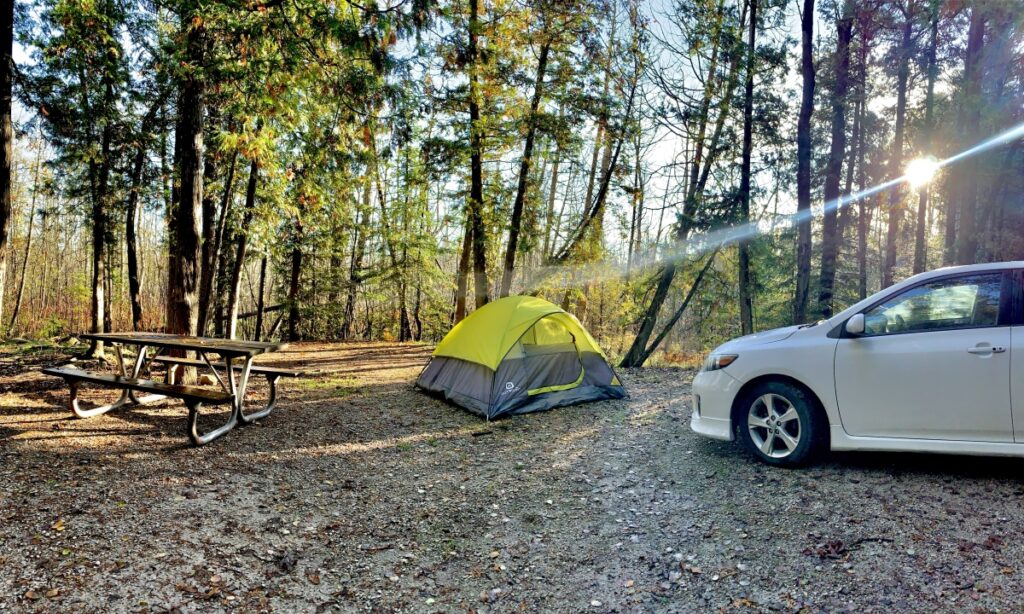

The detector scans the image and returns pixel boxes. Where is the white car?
[691,262,1023,467]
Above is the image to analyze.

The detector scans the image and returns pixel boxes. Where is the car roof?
[915,261,1024,277]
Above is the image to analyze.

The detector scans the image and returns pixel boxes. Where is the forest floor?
[2,341,1024,613]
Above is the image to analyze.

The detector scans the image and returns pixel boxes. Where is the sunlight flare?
[905,157,940,188]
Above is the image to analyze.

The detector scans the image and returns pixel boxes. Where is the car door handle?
[967,346,1006,355]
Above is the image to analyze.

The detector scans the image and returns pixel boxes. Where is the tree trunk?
[620,249,717,368]
[737,0,757,334]
[0,0,12,337]
[817,2,852,318]
[88,74,116,356]
[196,139,219,335]
[287,222,303,342]
[468,0,489,308]
[541,133,561,258]
[794,0,815,323]
[882,17,912,287]
[211,149,237,335]
[955,5,985,265]
[167,12,205,341]
[125,135,147,331]
[227,158,258,339]
[254,254,267,341]
[913,3,939,274]
[627,129,644,277]
[454,214,473,322]
[855,18,871,299]
[499,40,550,297]
[341,177,370,338]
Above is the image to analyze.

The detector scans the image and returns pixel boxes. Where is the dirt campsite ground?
[2,341,1024,613]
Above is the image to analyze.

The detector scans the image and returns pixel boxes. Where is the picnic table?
[42,332,302,445]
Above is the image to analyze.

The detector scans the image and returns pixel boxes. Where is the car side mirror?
[845,313,865,336]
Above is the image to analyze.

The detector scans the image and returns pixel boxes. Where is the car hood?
[716,325,803,352]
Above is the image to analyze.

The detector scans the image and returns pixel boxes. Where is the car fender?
[722,337,842,428]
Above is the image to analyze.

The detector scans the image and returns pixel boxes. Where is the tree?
[953,3,986,265]
[794,0,815,323]
[737,0,757,334]
[620,0,746,367]
[467,0,489,309]
[816,0,853,318]
[912,0,939,274]
[499,29,550,297]
[166,2,205,338]
[0,0,12,334]
[881,2,914,288]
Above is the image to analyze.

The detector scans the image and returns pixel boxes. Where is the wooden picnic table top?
[78,332,287,358]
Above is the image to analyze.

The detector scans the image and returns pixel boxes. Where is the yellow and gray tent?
[416,296,626,419]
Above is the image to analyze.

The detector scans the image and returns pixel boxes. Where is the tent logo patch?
[505,382,515,391]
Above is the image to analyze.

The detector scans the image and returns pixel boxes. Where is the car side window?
[862,273,1003,336]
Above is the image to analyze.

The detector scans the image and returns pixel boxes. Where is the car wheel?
[737,381,824,467]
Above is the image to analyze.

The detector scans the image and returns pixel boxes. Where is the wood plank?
[151,355,304,377]
[78,332,286,357]
[42,367,234,405]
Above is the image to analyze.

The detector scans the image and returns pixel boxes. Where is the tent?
[416,296,626,419]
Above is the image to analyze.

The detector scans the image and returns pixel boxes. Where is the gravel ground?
[1,341,1024,613]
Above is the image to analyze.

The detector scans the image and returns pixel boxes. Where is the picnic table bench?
[42,332,302,445]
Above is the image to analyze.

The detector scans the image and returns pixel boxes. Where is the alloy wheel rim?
[747,393,801,459]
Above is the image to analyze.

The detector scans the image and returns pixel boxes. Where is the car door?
[833,270,1012,442]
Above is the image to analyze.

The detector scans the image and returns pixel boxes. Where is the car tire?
[736,381,825,467]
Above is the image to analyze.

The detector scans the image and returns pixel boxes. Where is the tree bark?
[794,0,815,323]
[88,72,116,356]
[499,40,550,297]
[913,3,939,274]
[342,176,370,338]
[167,9,205,343]
[454,213,473,322]
[882,16,912,287]
[468,0,489,308]
[196,139,220,335]
[541,132,561,258]
[955,5,986,265]
[287,222,303,342]
[126,138,146,330]
[254,254,267,341]
[0,0,12,337]
[621,249,717,368]
[816,2,852,318]
[226,158,258,339]
[737,0,757,334]
[855,17,871,299]
[211,149,237,335]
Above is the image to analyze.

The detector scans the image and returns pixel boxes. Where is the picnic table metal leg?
[185,355,247,445]
[234,357,275,425]
[65,379,132,418]
[239,373,280,424]
[126,345,167,405]
[186,400,238,445]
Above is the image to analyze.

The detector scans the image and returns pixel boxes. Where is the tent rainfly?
[416,296,626,419]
